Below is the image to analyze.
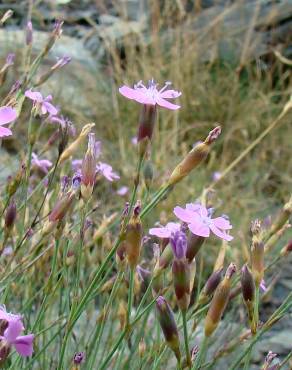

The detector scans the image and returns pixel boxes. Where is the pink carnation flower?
[25,90,58,116]
[117,186,129,196]
[0,106,17,137]
[0,319,34,357]
[31,153,53,174]
[0,306,22,323]
[174,203,233,241]
[149,222,181,238]
[96,162,120,182]
[119,79,181,110]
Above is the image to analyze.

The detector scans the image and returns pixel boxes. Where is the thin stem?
[182,310,191,368]
[127,267,135,326]
[252,285,260,334]
[193,336,209,370]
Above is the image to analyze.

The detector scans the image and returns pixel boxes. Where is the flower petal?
[0,126,13,137]
[173,206,195,223]
[0,106,17,125]
[13,334,34,357]
[156,97,180,110]
[212,217,232,230]
[188,222,210,238]
[44,102,58,116]
[4,320,24,343]
[160,89,182,99]
[149,227,171,238]
[25,90,43,102]
[119,86,154,105]
[209,224,233,241]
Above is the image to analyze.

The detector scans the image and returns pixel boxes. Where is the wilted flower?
[174,203,233,241]
[0,106,17,137]
[119,80,181,110]
[96,162,120,182]
[0,319,34,358]
[25,90,58,116]
[31,153,52,174]
[149,222,181,239]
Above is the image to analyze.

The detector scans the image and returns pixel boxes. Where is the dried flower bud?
[125,201,143,269]
[59,123,95,163]
[280,240,292,257]
[117,300,127,330]
[204,263,236,337]
[186,233,205,262]
[251,239,264,286]
[116,241,127,270]
[156,296,181,361]
[4,200,16,230]
[138,339,146,358]
[168,126,221,185]
[268,196,292,238]
[81,133,97,200]
[0,10,13,25]
[137,105,157,158]
[172,258,191,311]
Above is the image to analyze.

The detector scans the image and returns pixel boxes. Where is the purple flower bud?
[5,200,16,229]
[26,21,33,45]
[241,264,255,303]
[133,200,141,216]
[202,269,223,297]
[170,230,187,260]
[73,351,85,364]
[6,53,15,66]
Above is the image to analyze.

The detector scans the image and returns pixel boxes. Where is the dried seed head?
[156,296,181,361]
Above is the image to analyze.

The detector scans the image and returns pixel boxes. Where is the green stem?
[252,285,260,334]
[127,267,135,326]
[182,310,192,368]
[193,336,209,370]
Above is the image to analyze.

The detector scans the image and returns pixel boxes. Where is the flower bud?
[0,10,13,25]
[137,105,157,158]
[251,239,264,286]
[138,339,146,358]
[116,241,127,271]
[0,339,10,365]
[241,264,255,330]
[156,296,181,361]
[268,196,292,238]
[6,164,25,197]
[26,21,33,46]
[186,233,205,262]
[205,263,236,337]
[125,202,143,269]
[117,300,127,330]
[153,244,173,277]
[81,133,97,200]
[59,123,95,163]
[197,269,223,306]
[189,259,197,293]
[172,259,191,311]
[4,200,16,230]
[168,126,221,185]
[280,240,292,257]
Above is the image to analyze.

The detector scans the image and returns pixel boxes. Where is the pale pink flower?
[0,106,17,137]
[0,319,34,357]
[119,79,181,110]
[149,222,181,238]
[31,153,53,174]
[96,162,120,182]
[117,186,129,196]
[0,306,22,323]
[174,203,233,241]
[25,90,58,116]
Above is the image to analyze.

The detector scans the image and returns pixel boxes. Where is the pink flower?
[96,162,120,182]
[117,186,129,196]
[149,222,181,238]
[119,80,181,110]
[0,106,17,137]
[174,203,233,241]
[0,319,34,357]
[31,153,52,174]
[0,306,22,323]
[25,90,58,116]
